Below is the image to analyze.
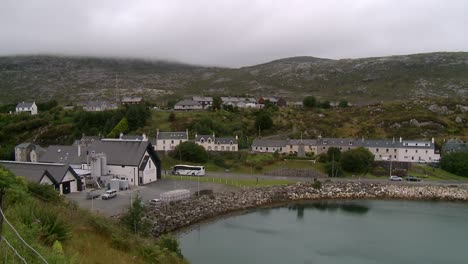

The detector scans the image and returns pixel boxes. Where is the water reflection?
[288,201,370,219]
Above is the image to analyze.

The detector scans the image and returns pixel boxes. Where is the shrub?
[312,179,322,189]
[440,152,468,177]
[158,234,182,257]
[27,182,62,203]
[303,96,317,108]
[255,111,273,131]
[172,141,208,163]
[107,117,129,138]
[341,147,374,173]
[120,194,152,235]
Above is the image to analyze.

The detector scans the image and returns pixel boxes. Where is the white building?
[195,133,239,151]
[0,161,83,194]
[38,139,161,187]
[155,129,189,151]
[16,102,38,115]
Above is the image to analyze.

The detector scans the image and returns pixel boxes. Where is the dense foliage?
[303,96,317,108]
[341,147,375,173]
[171,141,209,163]
[0,104,151,160]
[440,152,468,177]
[255,110,273,131]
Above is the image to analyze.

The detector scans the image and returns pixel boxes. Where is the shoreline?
[146,181,468,237]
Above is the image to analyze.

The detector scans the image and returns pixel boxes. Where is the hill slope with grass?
[1,52,467,105]
[0,167,186,264]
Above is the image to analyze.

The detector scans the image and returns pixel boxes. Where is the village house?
[155,129,189,151]
[251,139,287,153]
[15,101,38,115]
[195,133,238,151]
[82,101,118,112]
[174,99,203,110]
[192,96,213,109]
[121,97,143,105]
[251,136,440,163]
[442,139,468,153]
[220,97,258,108]
[0,161,83,194]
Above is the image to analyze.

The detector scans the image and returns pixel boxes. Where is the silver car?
[389,175,403,181]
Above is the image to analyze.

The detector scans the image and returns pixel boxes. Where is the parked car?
[406,176,422,182]
[101,189,117,200]
[389,175,403,181]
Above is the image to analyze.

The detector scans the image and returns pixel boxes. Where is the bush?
[107,117,129,138]
[158,234,182,257]
[27,182,62,203]
[172,141,208,163]
[341,147,375,173]
[303,96,317,108]
[440,152,468,177]
[120,194,152,235]
[255,111,273,130]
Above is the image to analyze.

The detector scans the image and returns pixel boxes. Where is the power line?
[1,236,28,264]
[0,208,49,264]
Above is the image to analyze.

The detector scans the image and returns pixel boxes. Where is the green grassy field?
[162,175,295,188]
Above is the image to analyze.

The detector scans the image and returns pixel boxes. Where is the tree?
[339,100,349,108]
[121,193,151,235]
[107,117,129,138]
[212,96,222,111]
[172,141,208,163]
[255,111,273,131]
[320,101,331,109]
[327,147,341,162]
[341,147,374,173]
[303,96,317,108]
[126,105,150,131]
[168,112,176,122]
[440,152,468,177]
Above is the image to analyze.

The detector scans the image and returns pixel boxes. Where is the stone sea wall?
[146,182,468,237]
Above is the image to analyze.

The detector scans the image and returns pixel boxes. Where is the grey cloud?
[0,0,467,67]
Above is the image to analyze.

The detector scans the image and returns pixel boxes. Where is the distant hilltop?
[0,52,467,105]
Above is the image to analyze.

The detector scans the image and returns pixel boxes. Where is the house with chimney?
[195,133,239,151]
[155,129,189,151]
[16,102,38,115]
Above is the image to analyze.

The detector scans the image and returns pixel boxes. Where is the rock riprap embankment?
[145,182,468,237]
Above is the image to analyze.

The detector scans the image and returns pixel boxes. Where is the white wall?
[62,170,78,193]
[141,155,157,184]
[155,139,187,151]
[107,165,138,186]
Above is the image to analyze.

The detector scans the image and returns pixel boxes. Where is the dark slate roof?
[39,145,82,165]
[16,102,35,108]
[318,138,363,147]
[195,134,215,142]
[157,131,188,140]
[216,137,238,144]
[442,140,468,152]
[192,96,213,102]
[88,140,152,166]
[15,142,33,149]
[361,139,400,148]
[175,100,202,106]
[287,139,317,145]
[139,156,150,171]
[401,140,433,149]
[0,161,70,184]
[121,135,144,140]
[252,139,287,147]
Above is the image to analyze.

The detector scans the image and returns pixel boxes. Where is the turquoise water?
[179,200,468,264]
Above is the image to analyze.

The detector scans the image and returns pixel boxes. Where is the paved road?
[67,179,236,217]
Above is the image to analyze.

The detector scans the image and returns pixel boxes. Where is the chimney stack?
[399,137,402,143]
[431,137,435,144]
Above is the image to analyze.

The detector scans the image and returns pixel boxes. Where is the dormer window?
[230,141,233,145]
[323,140,328,144]
[349,141,353,145]
[201,138,205,143]
[208,139,211,143]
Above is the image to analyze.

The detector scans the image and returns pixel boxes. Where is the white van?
[101,189,117,200]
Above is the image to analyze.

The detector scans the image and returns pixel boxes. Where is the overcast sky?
[1,0,467,67]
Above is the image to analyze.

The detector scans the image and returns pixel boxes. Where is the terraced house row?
[251,137,441,163]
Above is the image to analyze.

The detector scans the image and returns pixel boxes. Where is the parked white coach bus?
[171,165,205,176]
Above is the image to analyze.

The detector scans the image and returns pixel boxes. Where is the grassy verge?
[162,175,295,188]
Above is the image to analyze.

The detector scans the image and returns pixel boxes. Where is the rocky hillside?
[0,52,467,104]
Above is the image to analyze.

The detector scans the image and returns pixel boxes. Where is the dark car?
[406,176,422,182]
